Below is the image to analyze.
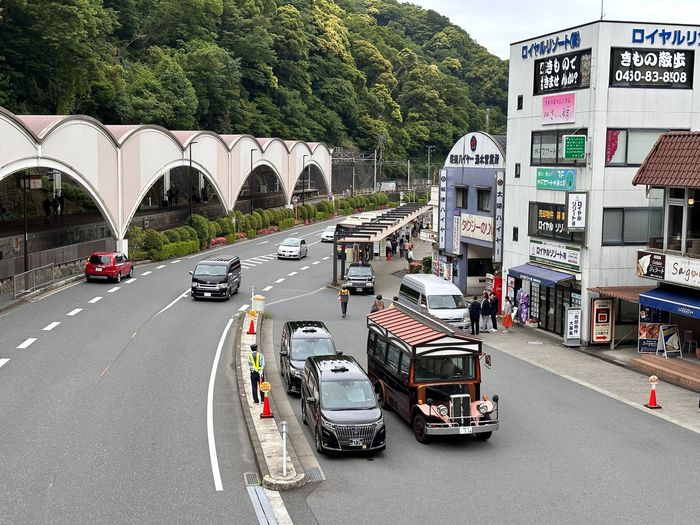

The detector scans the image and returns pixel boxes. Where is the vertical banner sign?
[566,192,587,232]
[438,169,447,250]
[591,298,613,344]
[452,212,461,255]
[494,170,505,263]
[564,307,582,347]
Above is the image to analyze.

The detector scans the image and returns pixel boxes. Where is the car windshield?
[414,354,476,382]
[324,227,335,234]
[281,238,300,247]
[321,379,377,410]
[427,294,466,309]
[194,264,227,276]
[290,338,335,360]
[347,266,373,278]
[89,255,111,265]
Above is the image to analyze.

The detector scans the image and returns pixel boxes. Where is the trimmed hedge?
[278,218,294,230]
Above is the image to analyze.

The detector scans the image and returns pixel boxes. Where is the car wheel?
[412,414,431,444]
[285,373,293,395]
[314,427,326,454]
[473,414,492,441]
[115,272,121,283]
[85,275,91,282]
[301,400,307,425]
[234,282,240,294]
[376,383,391,411]
[128,267,133,278]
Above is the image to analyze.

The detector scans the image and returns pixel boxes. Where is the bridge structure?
[0,107,332,254]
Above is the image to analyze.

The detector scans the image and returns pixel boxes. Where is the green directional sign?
[563,135,586,159]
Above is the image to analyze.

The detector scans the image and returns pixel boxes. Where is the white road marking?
[241,265,255,269]
[0,359,9,369]
[322,256,330,260]
[171,259,181,264]
[156,265,166,269]
[260,255,275,260]
[275,278,285,283]
[238,304,250,311]
[249,257,269,263]
[88,297,102,304]
[300,266,309,270]
[125,278,136,284]
[32,280,81,301]
[141,271,152,276]
[155,289,191,317]
[42,322,61,331]
[312,261,320,265]
[263,286,273,291]
[257,240,269,245]
[107,287,120,293]
[243,260,262,265]
[208,318,234,491]
[287,272,297,276]
[17,338,37,349]
[67,308,82,316]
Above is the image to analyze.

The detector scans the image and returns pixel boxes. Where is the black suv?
[344,262,375,294]
[189,256,241,300]
[279,321,340,394]
[301,355,385,454]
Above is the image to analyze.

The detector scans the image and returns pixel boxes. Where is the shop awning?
[639,285,700,319]
[588,286,655,303]
[508,263,575,287]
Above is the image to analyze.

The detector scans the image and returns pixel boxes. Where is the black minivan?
[301,355,385,454]
[279,321,339,394]
[189,256,241,300]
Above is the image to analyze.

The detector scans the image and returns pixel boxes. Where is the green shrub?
[298,206,307,220]
[129,248,148,261]
[215,217,233,235]
[150,240,200,261]
[175,227,191,241]
[188,214,211,248]
[207,222,217,240]
[246,228,257,239]
[183,225,198,241]
[278,218,294,230]
[422,256,432,274]
[305,204,316,218]
[225,233,237,244]
[126,226,146,253]
[316,211,328,221]
[252,211,263,230]
[163,229,181,243]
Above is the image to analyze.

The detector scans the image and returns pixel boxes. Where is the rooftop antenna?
[600,0,605,20]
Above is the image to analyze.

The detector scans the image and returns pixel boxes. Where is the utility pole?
[351,157,355,197]
[407,159,411,200]
[373,149,377,192]
[426,145,435,185]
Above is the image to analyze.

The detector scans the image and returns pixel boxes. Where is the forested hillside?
[0,0,507,162]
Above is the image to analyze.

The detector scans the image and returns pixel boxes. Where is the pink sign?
[542,93,575,124]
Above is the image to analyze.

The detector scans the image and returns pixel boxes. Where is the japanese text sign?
[563,135,586,159]
[542,93,576,124]
[566,192,587,232]
[460,212,493,242]
[610,47,693,89]
[536,168,577,191]
[534,49,591,95]
[529,239,581,272]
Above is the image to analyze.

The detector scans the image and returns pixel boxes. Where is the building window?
[517,95,523,110]
[657,188,700,254]
[605,129,685,166]
[477,188,491,211]
[531,129,587,166]
[515,163,521,178]
[513,227,519,242]
[455,186,468,209]
[528,202,584,244]
[602,208,662,245]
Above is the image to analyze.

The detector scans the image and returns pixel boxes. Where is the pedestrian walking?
[398,236,405,258]
[52,195,60,216]
[469,296,482,336]
[489,293,499,332]
[406,247,414,264]
[42,197,51,224]
[338,284,350,317]
[248,343,265,403]
[389,296,399,309]
[502,296,514,333]
[385,239,393,260]
[371,294,385,312]
[481,293,492,332]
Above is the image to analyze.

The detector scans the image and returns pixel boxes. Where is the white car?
[278,238,308,259]
[320,226,336,242]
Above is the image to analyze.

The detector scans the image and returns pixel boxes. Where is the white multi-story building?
[503,20,700,343]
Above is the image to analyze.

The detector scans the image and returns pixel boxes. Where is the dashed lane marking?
[238,304,250,312]
[300,266,309,270]
[125,278,136,284]
[257,240,269,245]
[275,278,285,283]
[17,338,37,349]
[156,265,166,269]
[263,286,273,291]
[322,256,330,260]
[141,271,152,276]
[312,261,320,265]
[287,272,297,276]
[107,287,120,293]
[42,322,60,331]
[67,308,82,316]
[88,297,102,304]
[0,359,9,369]
[171,260,181,264]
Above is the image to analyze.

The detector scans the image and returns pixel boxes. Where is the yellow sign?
[260,381,271,393]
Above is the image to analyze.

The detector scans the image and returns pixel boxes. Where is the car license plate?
[204,292,211,297]
[459,426,473,435]
[95,267,102,272]
[349,438,363,447]
[355,288,362,292]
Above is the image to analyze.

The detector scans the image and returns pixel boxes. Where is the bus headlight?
[437,405,448,417]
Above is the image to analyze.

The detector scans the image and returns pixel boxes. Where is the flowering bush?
[210,236,227,247]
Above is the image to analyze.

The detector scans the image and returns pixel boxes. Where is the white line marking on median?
[287,272,297,276]
[238,304,250,311]
[141,271,152,276]
[275,278,285,283]
[125,278,136,284]
[300,266,309,270]
[43,322,60,331]
[67,308,82,316]
[0,359,9,369]
[257,240,269,245]
[208,318,233,492]
[107,287,120,293]
[171,259,181,264]
[88,297,102,304]
[312,261,320,265]
[17,338,37,349]
[263,286,273,291]
[155,289,191,317]
[156,265,166,269]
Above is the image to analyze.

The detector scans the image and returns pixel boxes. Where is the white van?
[398,274,468,326]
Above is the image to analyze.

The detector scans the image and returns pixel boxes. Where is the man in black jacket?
[469,296,481,336]
[481,293,492,332]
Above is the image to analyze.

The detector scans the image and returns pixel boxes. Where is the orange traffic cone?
[644,383,662,409]
[260,395,273,418]
[247,318,256,334]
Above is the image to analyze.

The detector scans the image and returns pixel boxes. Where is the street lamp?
[21,171,29,272]
[250,148,256,213]
[302,155,309,206]
[188,140,198,222]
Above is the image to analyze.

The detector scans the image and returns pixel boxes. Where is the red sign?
[590,298,613,344]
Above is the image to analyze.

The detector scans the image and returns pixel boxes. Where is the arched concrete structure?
[0,107,332,254]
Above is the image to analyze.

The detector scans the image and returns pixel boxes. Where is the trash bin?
[252,294,266,313]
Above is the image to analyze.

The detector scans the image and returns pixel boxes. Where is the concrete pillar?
[117,238,129,257]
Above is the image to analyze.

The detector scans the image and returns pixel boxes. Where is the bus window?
[399,350,410,377]
[387,344,401,373]
[374,339,387,361]
[414,354,475,382]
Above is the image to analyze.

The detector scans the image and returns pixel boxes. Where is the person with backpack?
[469,296,482,336]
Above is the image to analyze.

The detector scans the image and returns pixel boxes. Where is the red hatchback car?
[85,251,133,282]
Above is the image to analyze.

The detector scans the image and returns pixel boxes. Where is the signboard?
[522,30,581,60]
[635,249,700,289]
[564,307,582,347]
[610,48,693,89]
[563,135,586,159]
[452,213,461,255]
[460,212,493,242]
[636,250,666,280]
[445,132,505,169]
[591,298,613,344]
[438,169,447,250]
[419,229,437,243]
[494,170,505,263]
[534,202,568,239]
[529,239,581,272]
[639,304,669,353]
[542,93,576,124]
[566,192,587,232]
[657,324,682,358]
[533,48,591,95]
[536,168,577,191]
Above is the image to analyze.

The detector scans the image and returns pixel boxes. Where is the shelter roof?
[633,131,700,187]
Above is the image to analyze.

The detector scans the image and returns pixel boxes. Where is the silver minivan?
[397,274,468,325]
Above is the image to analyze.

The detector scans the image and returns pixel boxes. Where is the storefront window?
[666,204,683,251]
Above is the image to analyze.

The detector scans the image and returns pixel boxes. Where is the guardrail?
[10,257,86,300]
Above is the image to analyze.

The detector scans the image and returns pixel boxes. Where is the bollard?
[253,294,266,313]
[278,421,288,477]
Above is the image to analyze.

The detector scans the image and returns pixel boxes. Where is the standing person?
[398,236,405,258]
[338,284,350,317]
[42,196,51,223]
[469,296,482,336]
[385,239,392,260]
[248,343,265,403]
[407,247,414,264]
[502,296,514,333]
[57,191,65,215]
[371,294,385,312]
[481,293,492,332]
[52,195,60,216]
[489,293,499,332]
[388,296,399,309]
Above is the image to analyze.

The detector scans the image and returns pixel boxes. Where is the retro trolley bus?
[366,303,499,443]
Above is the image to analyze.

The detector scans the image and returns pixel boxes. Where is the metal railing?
[12,263,55,299]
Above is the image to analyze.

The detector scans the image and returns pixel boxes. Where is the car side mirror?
[335,350,343,355]
[306,396,317,404]
[280,348,288,356]
[189,270,194,275]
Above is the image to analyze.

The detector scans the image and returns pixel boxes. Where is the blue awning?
[508,263,575,287]
[639,285,700,320]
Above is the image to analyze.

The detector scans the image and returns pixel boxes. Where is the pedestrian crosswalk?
[240,254,277,268]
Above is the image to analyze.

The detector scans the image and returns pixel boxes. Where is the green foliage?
[150,240,200,261]
[143,229,167,258]
[126,226,147,253]
[188,213,212,248]
[422,256,432,274]
[251,211,263,230]
[163,229,182,243]
[278,218,295,230]
[316,211,329,221]
[215,217,234,235]
[298,206,307,220]
[246,228,256,239]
